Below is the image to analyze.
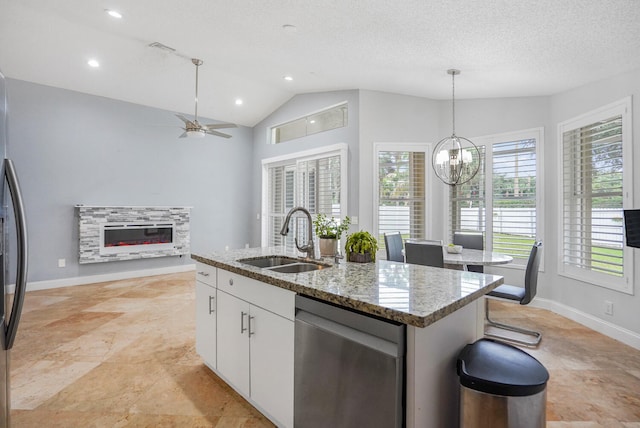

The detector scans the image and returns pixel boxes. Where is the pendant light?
[432,69,480,186]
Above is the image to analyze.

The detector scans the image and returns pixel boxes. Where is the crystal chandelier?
[432,69,480,186]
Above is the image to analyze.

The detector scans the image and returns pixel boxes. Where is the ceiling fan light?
[186,130,206,138]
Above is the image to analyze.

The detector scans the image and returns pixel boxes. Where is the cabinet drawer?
[218,269,295,320]
[195,262,217,287]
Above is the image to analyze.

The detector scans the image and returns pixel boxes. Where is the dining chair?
[405,241,444,268]
[384,232,404,262]
[453,231,484,273]
[485,241,543,347]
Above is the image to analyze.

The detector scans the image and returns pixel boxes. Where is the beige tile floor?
[10,272,640,427]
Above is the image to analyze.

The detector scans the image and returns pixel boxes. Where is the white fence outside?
[378,206,623,246]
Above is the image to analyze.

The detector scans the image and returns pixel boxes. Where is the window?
[375,144,428,249]
[262,144,348,251]
[449,128,543,265]
[270,103,348,144]
[558,98,633,293]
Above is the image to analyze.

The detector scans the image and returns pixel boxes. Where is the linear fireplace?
[77,205,190,264]
[100,222,175,255]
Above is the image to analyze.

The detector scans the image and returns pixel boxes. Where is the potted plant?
[344,231,379,263]
[313,213,351,256]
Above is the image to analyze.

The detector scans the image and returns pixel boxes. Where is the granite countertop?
[191,247,504,328]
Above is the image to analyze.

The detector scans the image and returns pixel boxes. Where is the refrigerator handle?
[4,159,28,350]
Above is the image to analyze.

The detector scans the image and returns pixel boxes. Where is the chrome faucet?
[280,207,316,259]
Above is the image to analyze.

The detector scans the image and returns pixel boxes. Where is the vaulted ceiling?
[2,0,639,127]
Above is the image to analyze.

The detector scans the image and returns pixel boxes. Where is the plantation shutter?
[450,146,486,238]
[492,139,537,260]
[561,115,624,277]
[377,151,425,248]
[266,152,342,250]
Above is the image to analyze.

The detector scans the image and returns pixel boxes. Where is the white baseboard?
[530,297,640,351]
[8,264,196,294]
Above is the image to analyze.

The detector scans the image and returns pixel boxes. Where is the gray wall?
[249,90,360,244]
[547,68,640,335]
[447,71,640,335]
[358,90,441,236]
[6,79,253,283]
[256,80,640,336]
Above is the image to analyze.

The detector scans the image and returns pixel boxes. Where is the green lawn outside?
[494,232,623,276]
[380,232,623,276]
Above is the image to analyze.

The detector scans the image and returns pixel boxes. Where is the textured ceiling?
[1,0,640,127]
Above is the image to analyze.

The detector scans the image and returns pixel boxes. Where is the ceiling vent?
[147,42,176,53]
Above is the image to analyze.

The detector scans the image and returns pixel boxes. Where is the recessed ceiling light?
[235,99,243,106]
[87,59,100,68]
[106,9,122,19]
[284,75,293,81]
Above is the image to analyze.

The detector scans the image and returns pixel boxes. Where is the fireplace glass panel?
[104,224,173,248]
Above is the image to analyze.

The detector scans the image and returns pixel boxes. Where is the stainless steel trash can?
[457,338,549,428]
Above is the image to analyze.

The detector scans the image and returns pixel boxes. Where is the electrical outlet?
[58,258,66,268]
[605,301,614,316]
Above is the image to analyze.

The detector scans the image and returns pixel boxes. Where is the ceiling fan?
[176,58,236,139]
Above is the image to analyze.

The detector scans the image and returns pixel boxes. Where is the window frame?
[556,97,633,294]
[268,102,348,144]
[373,142,433,249]
[261,143,349,248]
[445,127,545,270]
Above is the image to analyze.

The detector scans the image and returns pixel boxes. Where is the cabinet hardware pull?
[208,295,215,314]
[197,271,210,277]
[248,316,255,337]
[229,278,234,286]
[240,311,248,333]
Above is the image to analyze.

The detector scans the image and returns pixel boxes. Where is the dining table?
[443,247,513,270]
[403,239,513,271]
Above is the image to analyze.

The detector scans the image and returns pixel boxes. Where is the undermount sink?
[268,263,326,273]
[237,256,328,273]
[238,256,299,268]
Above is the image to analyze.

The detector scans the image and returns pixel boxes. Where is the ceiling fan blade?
[176,114,195,126]
[201,123,237,130]
[205,129,232,139]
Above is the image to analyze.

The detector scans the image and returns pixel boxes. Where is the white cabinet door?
[216,289,250,397]
[195,281,217,368]
[249,304,294,428]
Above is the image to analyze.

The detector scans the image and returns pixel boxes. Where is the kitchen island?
[192,247,504,428]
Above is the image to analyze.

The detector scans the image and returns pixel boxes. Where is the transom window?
[270,103,348,144]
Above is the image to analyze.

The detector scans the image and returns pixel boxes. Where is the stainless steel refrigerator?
[0,69,29,427]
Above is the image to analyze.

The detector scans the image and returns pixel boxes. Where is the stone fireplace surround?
[76,205,190,264]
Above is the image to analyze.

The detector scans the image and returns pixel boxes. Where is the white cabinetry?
[248,304,294,426]
[195,263,217,368]
[216,290,250,395]
[216,269,295,428]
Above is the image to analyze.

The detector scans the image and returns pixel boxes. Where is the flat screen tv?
[623,209,640,248]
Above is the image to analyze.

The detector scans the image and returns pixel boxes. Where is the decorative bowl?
[446,244,463,254]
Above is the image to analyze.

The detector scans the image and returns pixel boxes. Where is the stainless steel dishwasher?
[294,295,406,428]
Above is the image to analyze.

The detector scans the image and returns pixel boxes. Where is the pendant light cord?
[194,62,199,122]
[451,71,456,136]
